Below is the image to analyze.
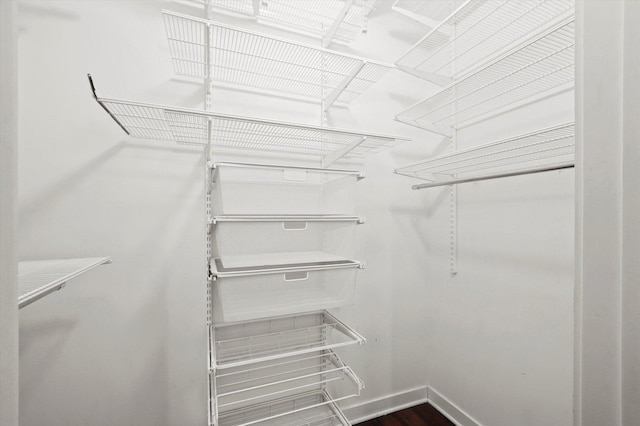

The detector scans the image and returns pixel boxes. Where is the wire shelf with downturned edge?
[18,257,112,308]
[394,122,574,189]
[395,0,574,85]
[162,10,393,107]
[88,75,409,163]
[395,17,575,137]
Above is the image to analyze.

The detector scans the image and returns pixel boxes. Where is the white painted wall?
[15,2,577,426]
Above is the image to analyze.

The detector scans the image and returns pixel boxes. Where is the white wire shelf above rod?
[395,122,575,189]
[395,16,575,137]
[18,257,112,309]
[194,0,376,47]
[162,10,393,108]
[395,0,574,86]
[88,75,409,165]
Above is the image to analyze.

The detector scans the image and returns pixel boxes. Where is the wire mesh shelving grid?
[394,122,574,187]
[162,11,393,105]
[395,17,575,137]
[215,351,363,412]
[217,391,351,426]
[395,0,574,85]
[18,257,112,308]
[91,92,408,159]
[211,311,365,370]
[205,0,376,46]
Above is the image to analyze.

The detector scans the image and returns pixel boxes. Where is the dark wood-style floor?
[357,403,455,426]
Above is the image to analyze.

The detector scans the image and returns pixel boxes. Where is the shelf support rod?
[322,137,366,168]
[412,163,576,190]
[322,0,354,47]
[393,117,452,138]
[324,60,367,111]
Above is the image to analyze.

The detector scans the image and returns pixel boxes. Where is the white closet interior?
[11,1,601,425]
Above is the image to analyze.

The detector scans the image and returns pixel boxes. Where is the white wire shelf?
[210,255,362,277]
[211,215,364,224]
[392,0,461,28]
[212,311,366,370]
[18,257,112,309]
[204,0,376,46]
[395,0,574,85]
[216,390,351,426]
[394,122,574,189]
[89,75,408,162]
[395,17,575,137]
[162,10,393,107]
[216,350,363,414]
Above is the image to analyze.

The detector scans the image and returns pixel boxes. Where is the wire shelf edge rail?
[18,257,112,309]
[88,74,409,161]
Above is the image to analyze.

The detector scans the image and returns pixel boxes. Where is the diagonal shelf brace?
[322,0,354,47]
[322,136,367,168]
[324,60,367,111]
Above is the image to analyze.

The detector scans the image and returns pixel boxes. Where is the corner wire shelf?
[162,10,393,108]
[391,0,462,28]
[394,122,575,189]
[395,0,575,86]
[89,75,409,166]
[395,16,575,137]
[211,311,366,370]
[201,0,376,47]
[18,257,112,308]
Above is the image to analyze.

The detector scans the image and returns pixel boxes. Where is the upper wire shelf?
[18,257,112,309]
[395,17,575,137]
[395,0,575,85]
[394,122,574,189]
[89,75,408,162]
[392,0,462,28]
[162,10,393,108]
[211,311,366,370]
[202,0,376,46]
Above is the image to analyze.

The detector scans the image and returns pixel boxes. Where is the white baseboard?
[342,386,429,424]
[427,387,483,426]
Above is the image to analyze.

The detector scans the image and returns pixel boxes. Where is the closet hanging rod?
[410,162,574,190]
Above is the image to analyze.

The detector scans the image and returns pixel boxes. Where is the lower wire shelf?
[211,311,366,370]
[216,390,352,426]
